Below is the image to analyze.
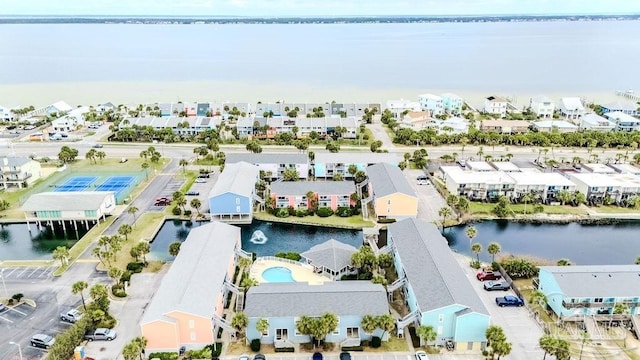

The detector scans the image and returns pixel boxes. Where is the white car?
[415,351,429,360]
[194,178,207,183]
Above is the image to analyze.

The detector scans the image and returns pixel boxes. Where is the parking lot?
[0,266,56,281]
[403,169,448,223]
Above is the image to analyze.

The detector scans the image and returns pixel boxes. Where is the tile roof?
[389,219,489,315]
[366,163,415,198]
[245,281,388,318]
[540,265,640,298]
[141,222,240,324]
[301,239,358,273]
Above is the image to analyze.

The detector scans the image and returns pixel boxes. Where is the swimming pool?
[261,267,295,283]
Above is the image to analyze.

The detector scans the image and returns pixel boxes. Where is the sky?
[1,0,639,17]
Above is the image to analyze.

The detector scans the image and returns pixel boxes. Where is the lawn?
[109,212,166,270]
[469,202,587,216]
[590,205,640,214]
[254,212,375,229]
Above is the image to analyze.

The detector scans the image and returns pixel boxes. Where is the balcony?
[563,300,639,309]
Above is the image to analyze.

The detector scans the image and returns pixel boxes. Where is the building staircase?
[396,310,421,337]
[212,313,237,338]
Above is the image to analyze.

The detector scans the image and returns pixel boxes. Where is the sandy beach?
[0,80,626,108]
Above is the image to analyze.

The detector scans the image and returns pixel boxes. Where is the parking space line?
[28,267,42,278]
[16,267,29,278]
[6,267,18,277]
[39,267,52,278]
[0,314,14,323]
[7,306,27,316]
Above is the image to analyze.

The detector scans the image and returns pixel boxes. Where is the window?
[594,298,603,303]
[387,199,391,205]
[190,332,196,341]
[294,319,302,336]
[236,206,241,212]
[236,197,240,205]
[261,327,269,337]
[346,327,359,338]
[438,314,444,323]
[467,342,473,350]
[437,326,443,335]
[189,320,195,329]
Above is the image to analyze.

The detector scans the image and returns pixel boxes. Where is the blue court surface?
[95,176,135,199]
[54,176,97,192]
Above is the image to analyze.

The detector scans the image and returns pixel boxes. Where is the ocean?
[0,20,638,106]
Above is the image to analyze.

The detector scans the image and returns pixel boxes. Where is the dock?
[615,90,640,102]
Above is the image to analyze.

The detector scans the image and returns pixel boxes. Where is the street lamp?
[0,269,8,298]
[9,341,23,360]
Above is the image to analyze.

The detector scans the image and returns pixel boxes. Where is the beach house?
[365,163,418,220]
[601,101,639,116]
[244,282,390,348]
[400,111,433,130]
[579,113,616,132]
[52,106,90,132]
[483,96,508,118]
[141,222,242,353]
[479,120,530,134]
[537,265,640,319]
[568,173,640,205]
[604,112,640,132]
[0,105,15,122]
[418,93,444,116]
[529,96,555,118]
[208,161,260,223]
[0,156,42,190]
[559,97,585,120]
[389,219,490,350]
[531,120,578,133]
[440,166,515,201]
[441,93,464,115]
[386,99,421,119]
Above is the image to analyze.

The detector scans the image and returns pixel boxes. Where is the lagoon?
[0,223,84,261]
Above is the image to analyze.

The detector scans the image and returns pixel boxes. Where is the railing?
[560,300,640,309]
[387,276,407,293]
[340,337,361,348]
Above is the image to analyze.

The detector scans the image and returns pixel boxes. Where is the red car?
[476,270,502,282]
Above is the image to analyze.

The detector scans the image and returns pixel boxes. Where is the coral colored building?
[269,181,355,210]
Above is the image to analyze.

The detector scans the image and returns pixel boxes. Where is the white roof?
[531,95,554,103]
[533,120,577,129]
[490,162,521,172]
[560,97,585,111]
[22,192,114,211]
[466,161,494,171]
[441,93,462,100]
[583,163,616,174]
[508,172,576,187]
[581,113,614,127]
[602,101,637,112]
[605,111,638,122]
[441,166,515,185]
[607,163,640,175]
[386,99,420,109]
[50,101,73,112]
[418,93,442,101]
[569,173,640,188]
[209,161,259,198]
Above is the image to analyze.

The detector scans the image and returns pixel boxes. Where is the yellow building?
[365,163,418,220]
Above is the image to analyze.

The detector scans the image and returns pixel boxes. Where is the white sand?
[0,80,626,108]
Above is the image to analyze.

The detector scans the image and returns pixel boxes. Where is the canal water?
[444,221,640,265]
[148,220,363,261]
[0,222,87,261]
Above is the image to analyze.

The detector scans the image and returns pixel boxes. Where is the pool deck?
[251,257,332,285]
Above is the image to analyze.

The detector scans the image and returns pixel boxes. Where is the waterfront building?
[21,191,115,232]
[300,239,358,281]
[0,156,42,190]
[312,152,401,179]
[601,101,639,116]
[365,163,418,220]
[531,120,578,133]
[424,117,469,134]
[483,96,508,118]
[386,99,421,119]
[208,161,260,223]
[388,219,490,349]
[558,97,585,120]
[529,95,555,118]
[567,173,640,205]
[400,111,432,130]
[0,105,15,122]
[245,282,389,348]
[141,222,243,353]
[579,113,616,132]
[226,153,309,181]
[120,116,223,136]
[441,93,464,115]
[51,106,90,132]
[479,119,530,134]
[418,93,444,116]
[439,166,515,201]
[604,111,640,132]
[507,171,577,203]
[95,102,116,114]
[537,265,640,319]
[269,181,354,211]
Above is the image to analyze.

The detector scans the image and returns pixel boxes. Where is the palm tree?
[521,192,534,214]
[256,318,269,337]
[231,312,249,340]
[438,207,452,229]
[556,258,572,266]
[72,281,88,311]
[360,314,378,334]
[416,325,437,347]
[376,314,395,338]
[118,224,133,241]
[465,226,477,243]
[487,242,501,262]
[127,206,139,224]
[471,243,482,263]
[96,151,106,163]
[539,334,557,360]
[52,246,70,267]
[529,290,548,309]
[168,241,182,256]
[190,198,202,215]
[141,162,150,180]
[179,159,188,173]
[136,241,150,263]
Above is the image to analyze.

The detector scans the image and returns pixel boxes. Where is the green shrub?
[7,299,13,305]
[184,209,192,216]
[533,204,544,213]
[275,252,302,261]
[148,352,179,360]
[111,284,127,297]
[295,208,308,217]
[204,343,223,357]
[377,218,396,224]
[371,336,382,348]
[250,338,262,352]
[470,260,481,269]
[126,262,144,273]
[187,348,212,359]
[120,270,132,284]
[316,207,334,217]
[276,207,290,218]
[171,206,182,215]
[336,206,351,217]
[288,206,296,216]
[96,314,117,329]
[341,346,364,351]
[491,261,501,271]
[11,293,24,302]
[47,317,91,359]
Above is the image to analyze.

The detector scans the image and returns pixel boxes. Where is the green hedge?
[275,252,301,261]
[148,352,179,360]
[126,262,145,273]
[341,346,364,351]
[377,218,396,224]
[316,207,334,217]
[46,317,91,359]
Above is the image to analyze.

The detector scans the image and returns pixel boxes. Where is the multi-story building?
[52,106,90,132]
[605,111,640,132]
[0,156,42,189]
[418,93,444,116]
[558,97,585,120]
[601,101,639,116]
[120,116,223,136]
[531,120,578,133]
[427,117,469,135]
[568,173,640,205]
[507,171,577,203]
[386,99,421,119]
[365,163,418,220]
[312,153,401,179]
[208,161,260,223]
[269,181,354,210]
[440,166,515,201]
[483,96,508,118]
[537,265,640,319]
[479,120,530,134]
[226,153,309,180]
[400,111,433,130]
[529,96,555,118]
[0,105,15,122]
[607,163,640,176]
[579,113,616,132]
[441,93,464,115]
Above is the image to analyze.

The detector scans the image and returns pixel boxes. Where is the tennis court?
[54,176,98,192]
[95,176,136,200]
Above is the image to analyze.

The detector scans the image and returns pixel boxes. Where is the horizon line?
[1,13,639,18]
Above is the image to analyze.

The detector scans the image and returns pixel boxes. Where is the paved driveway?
[454,254,545,360]
[402,169,448,224]
[0,266,55,281]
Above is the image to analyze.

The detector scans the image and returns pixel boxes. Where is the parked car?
[31,334,56,349]
[254,354,266,360]
[312,352,323,360]
[476,269,502,281]
[194,178,207,183]
[238,354,251,360]
[415,350,429,360]
[495,295,524,307]
[0,303,6,312]
[119,158,128,163]
[186,190,200,196]
[154,200,171,206]
[60,309,83,323]
[84,328,117,341]
[198,173,210,178]
[24,125,36,130]
[340,352,351,360]
[483,280,511,291]
[417,175,430,185]
[92,144,103,148]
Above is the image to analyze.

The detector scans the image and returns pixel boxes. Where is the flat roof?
[141,222,240,324]
[582,163,616,174]
[569,173,640,188]
[533,120,577,129]
[441,166,515,185]
[315,152,402,165]
[490,162,520,172]
[481,119,531,128]
[22,191,114,211]
[508,172,576,187]
[209,161,259,198]
[540,265,640,298]
[466,161,494,171]
[389,219,488,315]
[607,163,640,175]
[245,281,388,318]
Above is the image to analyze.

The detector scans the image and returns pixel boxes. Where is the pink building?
[270,181,355,211]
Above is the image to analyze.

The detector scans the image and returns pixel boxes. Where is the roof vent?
[609,274,612,277]
[592,274,597,277]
